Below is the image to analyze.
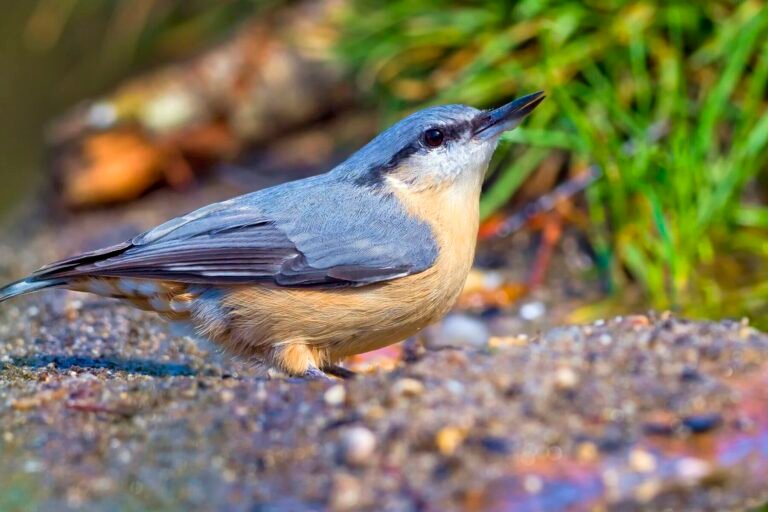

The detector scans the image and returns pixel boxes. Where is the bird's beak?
[472,91,545,140]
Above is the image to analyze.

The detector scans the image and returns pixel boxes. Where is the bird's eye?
[423,128,445,148]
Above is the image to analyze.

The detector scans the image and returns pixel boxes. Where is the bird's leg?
[320,364,357,380]
[272,342,336,380]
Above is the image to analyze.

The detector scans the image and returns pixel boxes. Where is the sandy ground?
[2,176,768,511]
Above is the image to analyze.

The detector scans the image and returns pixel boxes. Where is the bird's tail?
[0,278,65,303]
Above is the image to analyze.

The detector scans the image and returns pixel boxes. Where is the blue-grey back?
[35,172,439,287]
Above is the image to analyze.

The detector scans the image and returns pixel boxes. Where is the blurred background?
[2,0,768,326]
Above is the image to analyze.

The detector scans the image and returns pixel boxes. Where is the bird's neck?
[387,174,482,263]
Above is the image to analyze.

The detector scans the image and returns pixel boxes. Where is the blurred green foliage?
[338,0,768,319]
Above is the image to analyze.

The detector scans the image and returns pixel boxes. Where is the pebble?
[519,301,546,321]
[436,426,465,455]
[391,378,424,397]
[633,478,661,502]
[488,335,529,349]
[22,459,43,473]
[682,413,722,434]
[338,426,376,466]
[479,436,512,454]
[523,475,543,494]
[429,314,489,349]
[577,442,599,463]
[324,384,346,406]
[331,473,363,510]
[629,448,657,473]
[676,458,711,482]
[554,366,579,389]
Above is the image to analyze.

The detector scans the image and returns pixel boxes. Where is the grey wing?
[32,179,439,288]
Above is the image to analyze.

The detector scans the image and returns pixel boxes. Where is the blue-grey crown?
[334,104,481,186]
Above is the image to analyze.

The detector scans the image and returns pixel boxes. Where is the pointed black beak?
[472,91,545,140]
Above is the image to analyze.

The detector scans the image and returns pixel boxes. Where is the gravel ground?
[2,178,768,511]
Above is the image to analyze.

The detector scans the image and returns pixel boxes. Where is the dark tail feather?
[0,278,65,302]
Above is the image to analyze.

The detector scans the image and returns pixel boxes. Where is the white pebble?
[392,378,424,397]
[431,314,489,348]
[523,475,543,494]
[339,426,376,465]
[555,367,579,389]
[676,457,711,482]
[520,301,546,321]
[324,384,346,406]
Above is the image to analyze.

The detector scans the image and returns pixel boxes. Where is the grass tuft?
[337,0,768,321]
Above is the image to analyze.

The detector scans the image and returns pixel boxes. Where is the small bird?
[0,92,544,378]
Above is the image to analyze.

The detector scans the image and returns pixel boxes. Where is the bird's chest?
[391,179,481,318]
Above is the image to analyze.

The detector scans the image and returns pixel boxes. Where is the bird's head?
[341,91,545,192]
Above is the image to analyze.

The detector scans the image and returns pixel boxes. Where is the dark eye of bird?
[423,128,445,148]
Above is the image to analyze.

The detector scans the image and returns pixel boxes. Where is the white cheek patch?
[406,139,497,187]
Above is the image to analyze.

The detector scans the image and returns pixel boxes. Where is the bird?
[0,91,544,379]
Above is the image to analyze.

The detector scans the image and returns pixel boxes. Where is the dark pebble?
[682,413,722,434]
[479,436,513,455]
[680,366,701,381]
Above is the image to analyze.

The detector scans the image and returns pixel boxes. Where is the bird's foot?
[320,364,357,380]
[302,366,335,381]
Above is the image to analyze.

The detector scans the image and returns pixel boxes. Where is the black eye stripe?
[354,118,475,187]
[436,120,470,142]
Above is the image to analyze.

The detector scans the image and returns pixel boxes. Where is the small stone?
[324,384,346,406]
[479,436,511,454]
[519,301,546,321]
[392,378,424,397]
[23,459,43,473]
[629,448,656,473]
[682,413,722,434]
[444,380,465,395]
[523,475,543,494]
[488,335,528,349]
[676,457,711,482]
[554,366,579,389]
[436,426,465,455]
[430,314,489,349]
[330,473,362,510]
[576,442,598,463]
[679,366,701,381]
[339,426,376,466]
[633,479,661,502]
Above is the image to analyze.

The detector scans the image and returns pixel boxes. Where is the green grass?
[337,0,768,320]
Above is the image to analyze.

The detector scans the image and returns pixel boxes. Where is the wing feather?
[30,178,439,288]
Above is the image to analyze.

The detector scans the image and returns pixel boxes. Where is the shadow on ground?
[6,354,196,377]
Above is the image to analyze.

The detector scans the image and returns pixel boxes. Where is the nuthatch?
[0,92,544,378]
